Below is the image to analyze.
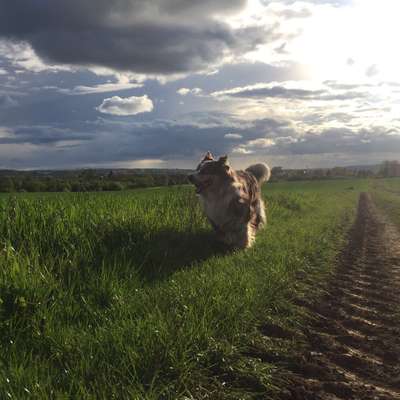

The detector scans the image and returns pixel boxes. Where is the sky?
[1,0,400,170]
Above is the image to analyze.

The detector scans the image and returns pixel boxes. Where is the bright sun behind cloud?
[289,0,400,82]
[238,0,400,83]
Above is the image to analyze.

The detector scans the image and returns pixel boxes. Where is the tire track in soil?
[283,193,400,400]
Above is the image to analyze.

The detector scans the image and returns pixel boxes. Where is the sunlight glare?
[291,0,400,82]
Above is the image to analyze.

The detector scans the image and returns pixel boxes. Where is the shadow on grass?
[93,226,231,282]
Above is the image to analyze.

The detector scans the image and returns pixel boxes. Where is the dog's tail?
[246,163,271,184]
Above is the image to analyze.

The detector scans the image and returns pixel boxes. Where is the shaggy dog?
[188,152,270,249]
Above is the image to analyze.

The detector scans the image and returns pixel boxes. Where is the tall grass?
[0,181,368,399]
[371,178,400,226]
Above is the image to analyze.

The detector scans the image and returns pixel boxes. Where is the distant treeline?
[269,166,374,182]
[0,170,189,193]
[270,160,400,182]
[0,160,398,192]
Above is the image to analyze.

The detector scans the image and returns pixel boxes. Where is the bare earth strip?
[283,193,400,400]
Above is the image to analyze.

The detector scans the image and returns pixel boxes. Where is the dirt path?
[284,193,400,400]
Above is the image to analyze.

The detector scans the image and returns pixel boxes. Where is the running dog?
[188,152,270,249]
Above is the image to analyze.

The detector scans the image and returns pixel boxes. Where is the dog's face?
[188,152,232,195]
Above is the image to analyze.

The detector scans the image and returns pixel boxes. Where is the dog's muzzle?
[188,174,212,194]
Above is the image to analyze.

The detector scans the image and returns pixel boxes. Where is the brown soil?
[282,193,400,400]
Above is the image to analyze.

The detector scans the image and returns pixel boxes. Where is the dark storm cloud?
[285,129,400,155]
[110,115,294,161]
[2,111,399,169]
[0,125,92,145]
[1,114,289,167]
[0,0,271,74]
[237,126,400,157]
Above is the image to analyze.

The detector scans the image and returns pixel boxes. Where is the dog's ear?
[202,151,214,162]
[218,155,228,165]
[218,155,231,170]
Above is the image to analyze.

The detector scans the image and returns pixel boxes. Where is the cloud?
[272,7,312,19]
[286,128,400,155]
[366,64,379,78]
[232,147,253,154]
[274,42,288,54]
[2,113,400,170]
[57,82,142,95]
[224,133,243,139]
[0,125,92,145]
[233,126,400,158]
[0,127,13,138]
[233,137,276,154]
[0,0,270,75]
[219,85,323,99]
[260,0,349,5]
[0,40,73,73]
[213,82,369,101]
[177,87,203,96]
[0,94,18,108]
[96,95,154,116]
[246,138,276,147]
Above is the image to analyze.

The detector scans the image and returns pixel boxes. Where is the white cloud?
[96,95,154,116]
[177,87,203,96]
[366,64,379,78]
[247,138,276,148]
[224,133,243,139]
[0,40,73,73]
[212,80,323,98]
[232,147,253,154]
[0,68,7,75]
[231,137,277,157]
[177,88,190,96]
[59,81,143,95]
[0,127,13,138]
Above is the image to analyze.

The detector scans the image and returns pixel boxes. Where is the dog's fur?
[188,152,270,249]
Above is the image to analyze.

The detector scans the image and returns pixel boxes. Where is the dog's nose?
[187,174,195,183]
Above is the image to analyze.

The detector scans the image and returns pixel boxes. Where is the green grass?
[0,180,369,399]
[371,178,400,226]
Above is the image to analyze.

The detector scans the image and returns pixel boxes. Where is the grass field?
[0,180,371,399]
[371,178,400,228]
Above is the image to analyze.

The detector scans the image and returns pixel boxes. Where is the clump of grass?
[371,178,400,226]
[0,180,367,399]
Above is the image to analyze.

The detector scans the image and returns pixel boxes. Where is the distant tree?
[103,182,124,191]
[22,178,45,192]
[0,177,15,192]
[71,181,84,192]
[79,169,96,180]
[381,160,400,177]
[271,166,283,175]
[356,170,371,178]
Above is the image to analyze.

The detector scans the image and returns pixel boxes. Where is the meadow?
[370,178,400,228]
[0,180,371,399]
